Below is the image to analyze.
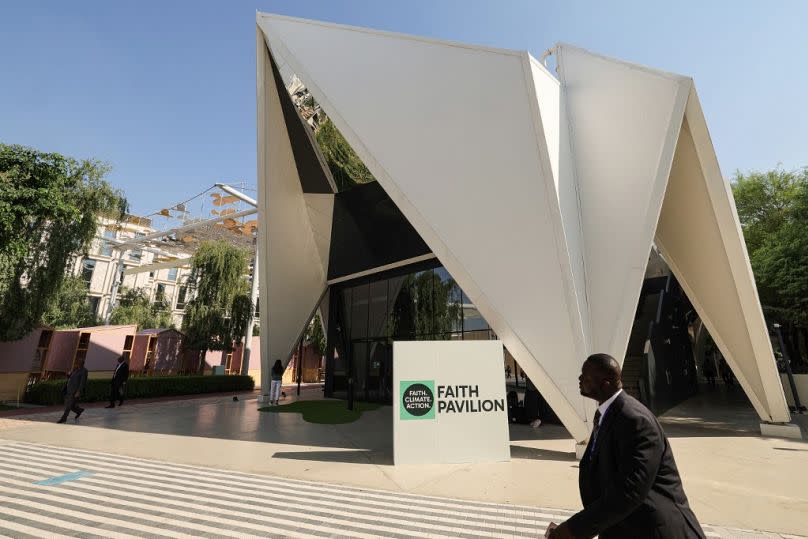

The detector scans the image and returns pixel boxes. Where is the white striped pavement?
[0,440,798,539]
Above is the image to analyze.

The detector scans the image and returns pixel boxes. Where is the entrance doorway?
[350,337,393,404]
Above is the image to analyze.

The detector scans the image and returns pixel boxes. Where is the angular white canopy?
[256,13,790,441]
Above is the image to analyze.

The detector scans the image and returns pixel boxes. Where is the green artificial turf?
[259,399,382,424]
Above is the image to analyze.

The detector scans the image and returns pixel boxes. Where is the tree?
[0,144,126,340]
[182,241,253,371]
[305,312,326,357]
[732,167,808,366]
[749,184,808,323]
[40,275,98,329]
[287,80,376,192]
[315,118,376,191]
[109,288,174,330]
[389,271,462,340]
[732,168,804,255]
[413,271,461,339]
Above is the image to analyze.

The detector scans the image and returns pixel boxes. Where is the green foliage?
[25,375,254,405]
[259,399,381,424]
[732,168,808,326]
[0,143,126,340]
[182,241,253,356]
[389,271,461,339]
[110,288,173,330]
[733,168,804,254]
[415,272,461,338]
[305,312,326,357]
[40,275,98,329]
[315,118,376,190]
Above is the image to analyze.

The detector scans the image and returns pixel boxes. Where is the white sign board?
[393,340,510,465]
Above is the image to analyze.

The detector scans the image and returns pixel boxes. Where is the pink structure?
[45,331,80,374]
[0,325,134,400]
[0,328,52,400]
[286,342,323,383]
[1,326,266,400]
[129,328,185,375]
[184,337,264,386]
[43,325,137,376]
[228,337,262,375]
[0,329,44,374]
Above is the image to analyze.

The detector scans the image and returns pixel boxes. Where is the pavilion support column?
[241,254,260,377]
[256,26,272,405]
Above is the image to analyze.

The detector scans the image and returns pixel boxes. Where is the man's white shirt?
[597,388,623,419]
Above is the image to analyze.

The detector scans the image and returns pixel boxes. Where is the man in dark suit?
[57,358,88,423]
[106,354,129,408]
[546,353,705,539]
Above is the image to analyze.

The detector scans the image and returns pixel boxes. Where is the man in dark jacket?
[546,353,705,539]
[106,354,129,408]
[57,358,88,423]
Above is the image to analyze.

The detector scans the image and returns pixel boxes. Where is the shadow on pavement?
[272,449,393,465]
[659,384,807,441]
[509,423,572,442]
[509,445,577,462]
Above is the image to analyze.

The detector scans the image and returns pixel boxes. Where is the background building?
[70,214,193,327]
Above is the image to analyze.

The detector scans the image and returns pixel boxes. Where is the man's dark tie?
[590,409,602,452]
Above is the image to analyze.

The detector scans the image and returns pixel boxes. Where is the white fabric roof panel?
[655,89,790,423]
[257,29,330,389]
[258,13,591,439]
[556,44,692,361]
[256,13,791,438]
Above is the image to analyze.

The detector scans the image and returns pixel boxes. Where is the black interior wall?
[328,181,432,281]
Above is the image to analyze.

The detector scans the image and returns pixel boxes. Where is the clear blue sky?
[2,0,806,215]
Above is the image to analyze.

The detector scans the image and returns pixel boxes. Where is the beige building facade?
[71,215,193,327]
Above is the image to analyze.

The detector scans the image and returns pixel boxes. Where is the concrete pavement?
[0,384,805,537]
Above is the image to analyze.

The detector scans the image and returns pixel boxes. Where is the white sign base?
[393,340,510,465]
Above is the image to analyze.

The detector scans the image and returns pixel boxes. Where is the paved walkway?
[0,440,796,539]
[0,385,805,537]
[0,383,324,418]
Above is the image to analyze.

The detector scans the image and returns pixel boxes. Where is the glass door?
[350,337,393,404]
[367,338,392,404]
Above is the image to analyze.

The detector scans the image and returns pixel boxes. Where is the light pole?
[242,254,259,375]
[773,323,805,413]
[212,184,260,379]
[104,250,124,324]
[297,336,304,396]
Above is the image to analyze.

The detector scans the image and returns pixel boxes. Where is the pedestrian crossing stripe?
[0,440,793,539]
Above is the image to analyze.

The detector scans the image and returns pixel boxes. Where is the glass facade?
[176,285,187,310]
[88,296,100,316]
[81,259,96,285]
[155,283,166,304]
[325,260,495,403]
[100,228,116,257]
[128,232,146,261]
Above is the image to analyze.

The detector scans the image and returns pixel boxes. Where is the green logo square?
[400,380,436,420]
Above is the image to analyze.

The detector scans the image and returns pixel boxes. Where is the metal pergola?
[99,183,260,374]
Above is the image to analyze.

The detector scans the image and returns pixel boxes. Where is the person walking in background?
[106,354,129,408]
[58,358,88,424]
[545,353,704,539]
[269,359,284,405]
